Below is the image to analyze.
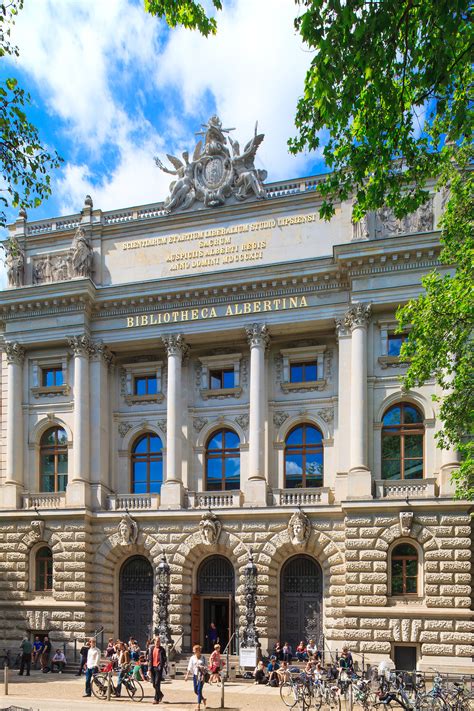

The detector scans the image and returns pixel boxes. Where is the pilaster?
[3,342,25,508]
[66,335,93,507]
[244,323,269,506]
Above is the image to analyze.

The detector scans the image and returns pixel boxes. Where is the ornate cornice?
[245,323,270,349]
[4,341,25,365]
[67,334,94,357]
[162,333,188,359]
[90,340,114,366]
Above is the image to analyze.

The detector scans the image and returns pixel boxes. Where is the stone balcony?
[374,477,437,500]
[271,487,332,506]
[106,494,159,511]
[22,492,66,509]
[187,490,244,509]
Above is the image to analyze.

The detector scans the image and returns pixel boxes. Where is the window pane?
[149,460,163,484]
[147,377,158,394]
[41,474,55,492]
[55,369,64,386]
[290,364,303,383]
[57,453,68,474]
[383,406,401,426]
[305,426,322,444]
[285,454,303,487]
[57,474,67,492]
[388,336,404,356]
[224,456,240,478]
[405,559,418,576]
[44,370,54,387]
[404,459,423,479]
[225,430,240,449]
[305,363,317,381]
[286,427,303,446]
[382,459,401,480]
[56,428,68,445]
[222,370,235,388]
[393,543,417,557]
[208,432,223,450]
[405,435,423,458]
[42,429,56,446]
[382,435,400,459]
[133,461,147,483]
[305,453,323,486]
[135,377,147,396]
[210,372,222,389]
[391,561,403,594]
[406,577,417,594]
[207,457,223,481]
[133,436,148,454]
[133,481,148,494]
[149,479,162,494]
[41,454,55,475]
[403,405,422,424]
[149,436,162,453]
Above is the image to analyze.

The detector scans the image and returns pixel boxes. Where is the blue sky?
[1,0,326,235]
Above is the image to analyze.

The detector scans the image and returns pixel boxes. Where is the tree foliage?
[147,0,474,495]
[144,0,222,37]
[0,0,62,229]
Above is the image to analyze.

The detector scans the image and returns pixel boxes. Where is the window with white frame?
[122,361,163,404]
[379,322,409,368]
[199,353,242,399]
[31,356,69,398]
[280,346,326,392]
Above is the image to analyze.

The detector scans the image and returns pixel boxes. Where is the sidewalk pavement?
[0,672,284,710]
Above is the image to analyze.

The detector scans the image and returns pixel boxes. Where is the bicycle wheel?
[91,673,109,700]
[328,689,341,711]
[418,694,449,711]
[281,681,298,708]
[125,677,144,702]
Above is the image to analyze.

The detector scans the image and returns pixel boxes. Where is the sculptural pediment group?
[155,115,267,212]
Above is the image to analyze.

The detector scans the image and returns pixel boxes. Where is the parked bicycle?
[91,662,144,703]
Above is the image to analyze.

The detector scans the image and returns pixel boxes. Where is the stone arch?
[276,414,330,443]
[387,537,424,598]
[18,524,64,597]
[196,420,246,449]
[18,524,65,555]
[30,416,73,446]
[376,391,435,424]
[91,527,164,642]
[257,523,345,649]
[376,518,440,552]
[123,424,165,454]
[171,529,248,646]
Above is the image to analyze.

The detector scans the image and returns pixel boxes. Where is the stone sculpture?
[71,227,93,278]
[156,115,267,210]
[31,519,45,541]
[399,511,414,536]
[199,511,221,546]
[3,236,25,287]
[288,509,310,547]
[117,514,138,546]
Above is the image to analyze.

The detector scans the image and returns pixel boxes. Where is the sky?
[1,0,326,235]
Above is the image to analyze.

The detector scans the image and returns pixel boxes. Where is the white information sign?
[239,647,257,668]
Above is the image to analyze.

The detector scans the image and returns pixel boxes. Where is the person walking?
[83,638,101,698]
[40,634,52,672]
[115,641,131,698]
[18,637,33,676]
[76,639,89,676]
[147,635,167,705]
[185,644,207,711]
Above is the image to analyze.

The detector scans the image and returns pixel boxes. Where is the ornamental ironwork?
[241,549,259,648]
[155,553,172,645]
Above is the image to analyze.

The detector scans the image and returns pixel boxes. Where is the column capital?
[337,303,372,334]
[245,322,270,349]
[4,341,25,365]
[162,333,188,359]
[90,340,114,367]
[67,334,94,357]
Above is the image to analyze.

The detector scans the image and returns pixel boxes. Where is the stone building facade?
[0,122,472,671]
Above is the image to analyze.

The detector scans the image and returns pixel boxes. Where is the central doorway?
[192,555,235,653]
[119,555,153,648]
[280,555,323,649]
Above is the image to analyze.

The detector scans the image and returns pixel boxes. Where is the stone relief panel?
[32,226,94,284]
[199,511,222,546]
[117,515,138,546]
[375,198,433,238]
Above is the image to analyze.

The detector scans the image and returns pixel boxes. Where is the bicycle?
[91,664,144,703]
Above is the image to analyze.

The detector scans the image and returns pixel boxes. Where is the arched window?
[35,546,53,591]
[205,429,240,491]
[391,543,418,595]
[131,433,163,494]
[284,424,323,488]
[382,404,424,480]
[40,427,68,492]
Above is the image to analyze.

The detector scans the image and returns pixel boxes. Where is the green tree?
[144,0,473,498]
[0,0,62,229]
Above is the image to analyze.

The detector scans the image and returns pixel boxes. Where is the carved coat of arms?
[155,115,267,211]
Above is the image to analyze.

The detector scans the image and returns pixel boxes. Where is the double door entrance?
[192,555,235,653]
[280,556,323,649]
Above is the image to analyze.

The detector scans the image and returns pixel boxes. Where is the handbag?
[203,671,210,684]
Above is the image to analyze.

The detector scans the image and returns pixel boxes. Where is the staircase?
[170,653,242,679]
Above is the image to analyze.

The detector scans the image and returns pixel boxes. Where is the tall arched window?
[205,429,240,491]
[131,433,163,494]
[382,404,424,480]
[391,543,418,595]
[284,424,323,488]
[35,546,53,591]
[40,427,68,492]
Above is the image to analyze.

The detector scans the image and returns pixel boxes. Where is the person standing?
[205,622,218,652]
[147,636,167,705]
[83,638,101,698]
[185,644,207,711]
[115,642,131,698]
[32,636,43,669]
[18,637,33,676]
[40,634,52,672]
[76,639,89,676]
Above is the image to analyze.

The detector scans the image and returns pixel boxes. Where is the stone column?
[89,341,113,509]
[348,303,372,497]
[66,335,92,507]
[439,363,460,495]
[160,334,188,509]
[3,342,25,508]
[244,323,269,506]
[334,319,351,501]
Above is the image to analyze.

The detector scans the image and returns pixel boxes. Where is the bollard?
[4,663,8,696]
[107,670,112,701]
[220,673,224,709]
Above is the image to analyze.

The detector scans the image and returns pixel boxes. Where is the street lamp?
[155,553,172,645]
[242,549,259,648]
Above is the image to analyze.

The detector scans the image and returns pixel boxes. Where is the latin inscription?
[126,295,309,328]
[120,213,316,272]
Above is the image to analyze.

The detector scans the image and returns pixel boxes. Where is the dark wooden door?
[280,556,323,649]
[191,594,201,647]
[119,556,153,647]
